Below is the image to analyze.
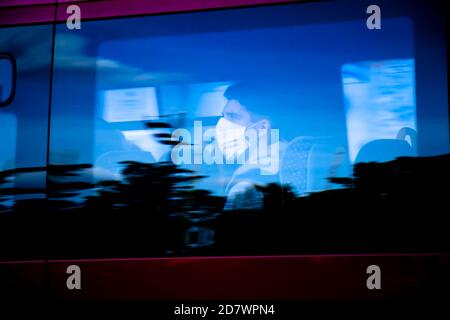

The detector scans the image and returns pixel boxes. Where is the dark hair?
[224,81,278,125]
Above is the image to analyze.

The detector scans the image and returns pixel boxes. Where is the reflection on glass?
[0,58,13,103]
[44,4,450,257]
[342,59,417,163]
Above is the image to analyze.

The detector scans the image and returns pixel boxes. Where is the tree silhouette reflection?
[0,154,449,259]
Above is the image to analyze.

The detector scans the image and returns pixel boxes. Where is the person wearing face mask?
[215,82,287,212]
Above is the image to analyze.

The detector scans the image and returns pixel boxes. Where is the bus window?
[0,54,15,107]
[48,0,449,259]
[0,25,53,260]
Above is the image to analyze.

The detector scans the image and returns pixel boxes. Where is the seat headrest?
[280,137,341,196]
[355,139,415,164]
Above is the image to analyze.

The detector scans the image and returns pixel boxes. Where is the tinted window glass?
[0,55,14,106]
[49,0,450,258]
[0,25,53,259]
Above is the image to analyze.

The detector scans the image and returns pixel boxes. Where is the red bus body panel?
[0,0,304,26]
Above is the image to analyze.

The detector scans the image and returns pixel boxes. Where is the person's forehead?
[224,99,248,114]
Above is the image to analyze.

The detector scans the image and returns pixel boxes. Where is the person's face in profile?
[217,97,279,174]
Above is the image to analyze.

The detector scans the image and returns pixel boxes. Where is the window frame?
[0,53,16,108]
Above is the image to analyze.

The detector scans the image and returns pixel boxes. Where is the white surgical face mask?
[216,117,248,162]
